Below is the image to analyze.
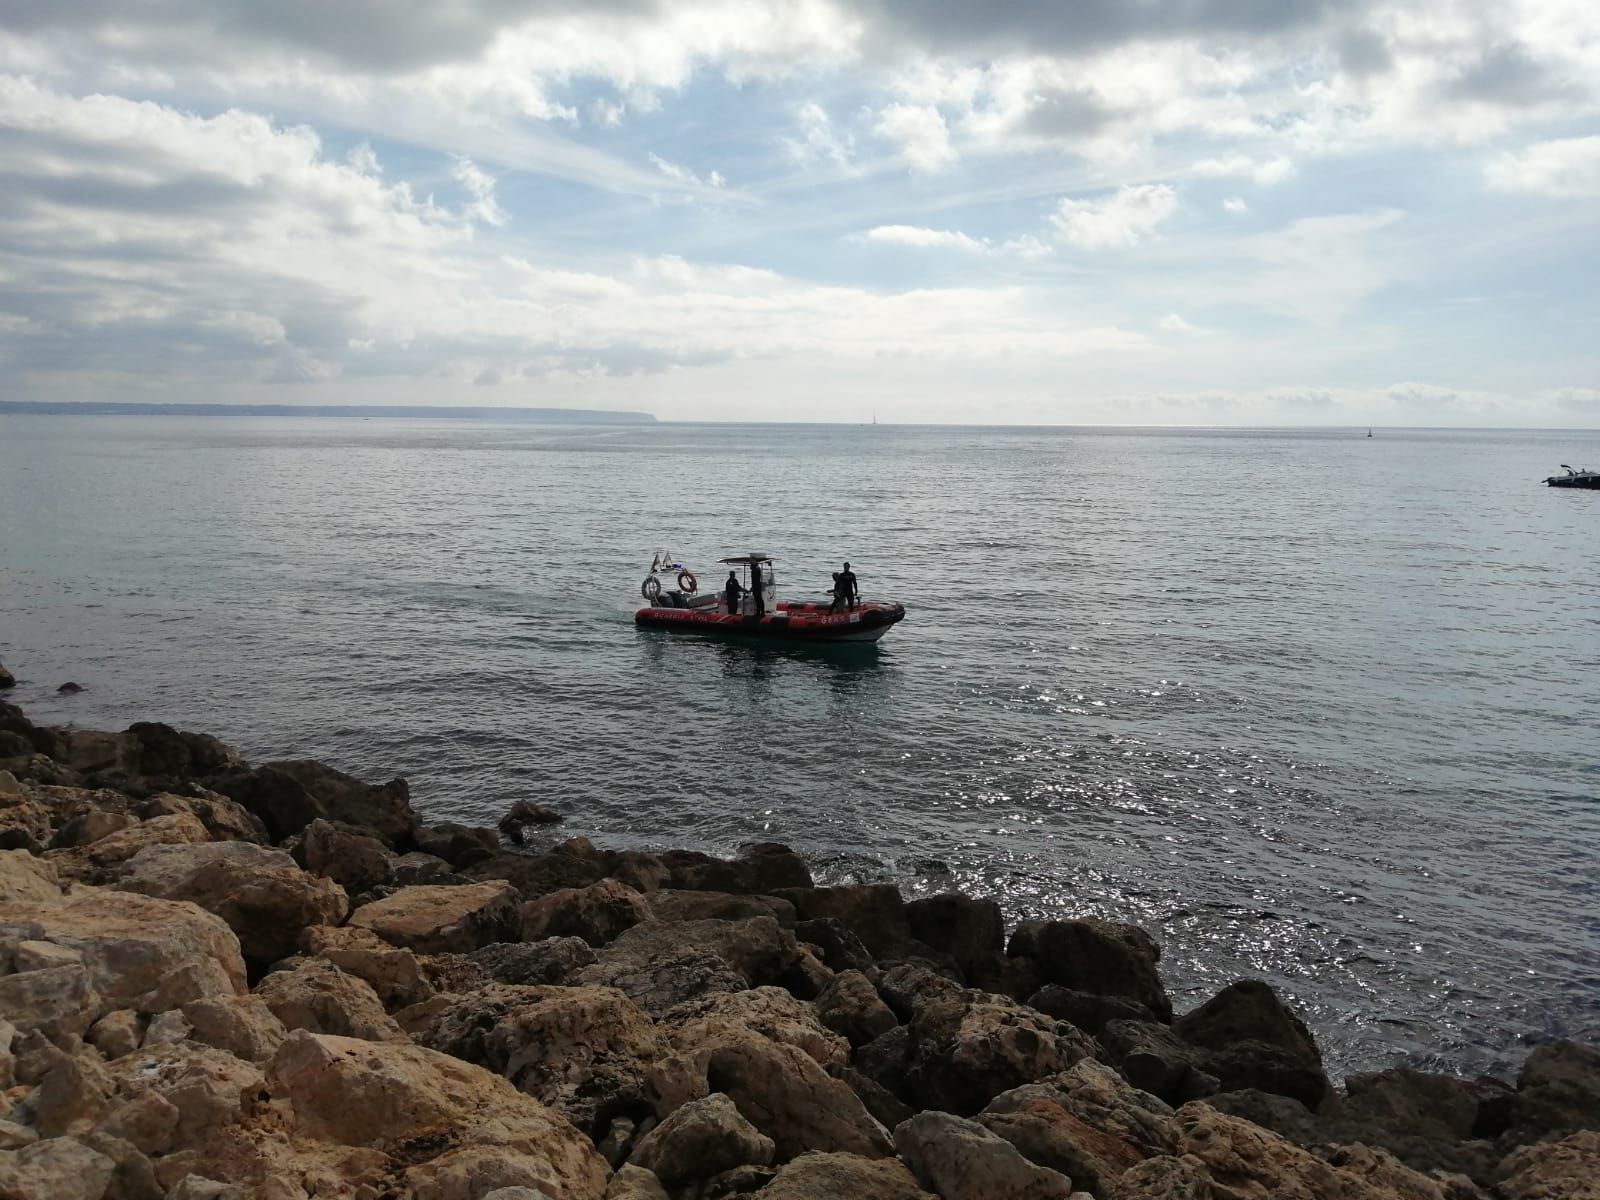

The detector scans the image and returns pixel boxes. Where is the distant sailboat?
[1366,428,1373,438]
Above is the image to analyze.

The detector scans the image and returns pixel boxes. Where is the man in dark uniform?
[838,562,859,608]
[750,561,766,618]
[723,570,744,615]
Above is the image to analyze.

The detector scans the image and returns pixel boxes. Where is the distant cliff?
[0,400,656,423]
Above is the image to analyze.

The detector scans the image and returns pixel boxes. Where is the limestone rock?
[87,1008,144,1060]
[466,851,606,899]
[0,1136,117,1200]
[214,759,417,846]
[0,962,102,1039]
[425,983,662,1136]
[255,958,405,1042]
[36,1050,113,1136]
[981,1083,1147,1196]
[0,850,63,904]
[894,1110,1076,1200]
[588,916,826,1000]
[877,961,966,1022]
[469,937,598,986]
[0,790,53,853]
[773,884,913,958]
[904,893,1004,979]
[414,821,501,867]
[1506,1039,1600,1146]
[1100,1021,1223,1107]
[144,788,267,844]
[663,986,849,1069]
[94,1090,182,1156]
[1042,1058,1179,1159]
[628,1091,774,1186]
[300,923,434,1008]
[645,889,798,926]
[1171,981,1329,1110]
[142,1007,193,1046]
[902,992,1095,1116]
[104,1041,265,1146]
[299,818,393,894]
[815,969,898,1048]
[605,851,671,895]
[1009,918,1172,1022]
[73,812,212,873]
[267,1031,609,1198]
[182,994,288,1062]
[521,878,653,947]
[114,841,349,964]
[793,918,874,973]
[500,799,564,844]
[1498,1129,1600,1200]
[757,1151,938,1200]
[605,1164,669,1200]
[1114,1154,1215,1199]
[349,880,521,953]
[579,945,748,1018]
[702,1035,893,1161]
[1027,985,1161,1036]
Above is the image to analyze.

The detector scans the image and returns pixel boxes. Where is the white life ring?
[641,576,662,602]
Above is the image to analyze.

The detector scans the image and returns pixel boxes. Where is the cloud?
[1050,184,1178,249]
[649,152,726,189]
[860,225,1051,257]
[785,101,853,166]
[874,103,956,172]
[1159,313,1198,334]
[452,157,507,226]
[1233,209,1405,325]
[1485,136,1600,197]
[1222,196,1248,213]
[1191,154,1294,185]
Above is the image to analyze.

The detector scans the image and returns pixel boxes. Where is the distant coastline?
[0,399,656,424]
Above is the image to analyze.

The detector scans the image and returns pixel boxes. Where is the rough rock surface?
[815,969,898,1047]
[254,958,406,1042]
[627,1091,774,1186]
[520,878,654,947]
[758,1150,939,1200]
[1010,918,1172,1022]
[349,880,521,953]
[113,840,349,963]
[894,1110,1076,1200]
[1498,1128,1600,1200]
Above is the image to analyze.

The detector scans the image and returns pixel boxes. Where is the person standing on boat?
[723,570,744,616]
[838,562,858,609]
[750,561,767,618]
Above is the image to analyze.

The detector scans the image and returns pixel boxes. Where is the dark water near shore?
[3,415,1598,1079]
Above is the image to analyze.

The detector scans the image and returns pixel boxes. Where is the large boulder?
[267,1031,609,1199]
[0,889,245,1015]
[773,885,914,958]
[894,1110,1076,1200]
[212,759,417,846]
[980,1083,1150,1196]
[299,818,394,894]
[1505,1039,1600,1147]
[52,811,212,878]
[901,992,1096,1116]
[0,1136,117,1200]
[113,841,349,964]
[422,983,664,1137]
[757,1151,938,1200]
[662,986,849,1070]
[181,994,288,1063]
[300,923,435,1008]
[466,851,606,899]
[348,880,521,953]
[0,850,63,904]
[254,959,406,1042]
[627,1091,774,1187]
[1498,1129,1600,1200]
[696,1036,894,1161]
[520,879,653,947]
[904,893,1004,979]
[1171,981,1330,1110]
[577,945,748,1018]
[468,938,598,987]
[813,970,898,1048]
[645,889,797,926]
[662,844,813,894]
[581,916,829,1005]
[1009,918,1172,1022]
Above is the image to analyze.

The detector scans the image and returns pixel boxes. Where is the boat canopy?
[718,553,774,565]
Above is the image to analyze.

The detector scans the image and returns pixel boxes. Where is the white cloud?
[1222,196,1249,214]
[649,152,727,190]
[874,103,956,172]
[1159,313,1198,333]
[1191,154,1294,185]
[1232,209,1406,325]
[1485,135,1600,196]
[1050,184,1178,249]
[452,157,507,226]
[864,225,986,252]
[785,100,853,166]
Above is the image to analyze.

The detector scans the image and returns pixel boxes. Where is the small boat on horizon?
[635,551,906,644]
[1544,465,1600,489]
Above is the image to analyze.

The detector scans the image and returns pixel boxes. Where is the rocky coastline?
[0,695,1596,1199]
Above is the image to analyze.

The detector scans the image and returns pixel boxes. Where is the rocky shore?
[0,697,1596,1200]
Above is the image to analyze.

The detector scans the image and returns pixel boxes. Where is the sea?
[2,415,1597,1081]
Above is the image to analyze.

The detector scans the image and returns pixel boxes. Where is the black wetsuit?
[723,576,744,615]
[751,565,766,617]
[839,568,858,608]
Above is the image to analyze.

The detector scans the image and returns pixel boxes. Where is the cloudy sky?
[2,1,1597,424]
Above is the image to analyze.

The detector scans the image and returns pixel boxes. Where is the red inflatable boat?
[634,552,906,644]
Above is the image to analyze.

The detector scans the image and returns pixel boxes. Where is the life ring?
[677,570,698,594]
[641,576,662,602]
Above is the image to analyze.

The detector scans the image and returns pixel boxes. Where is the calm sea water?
[2,415,1597,1079]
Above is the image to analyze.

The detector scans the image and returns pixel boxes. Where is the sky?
[1,1,1597,425]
